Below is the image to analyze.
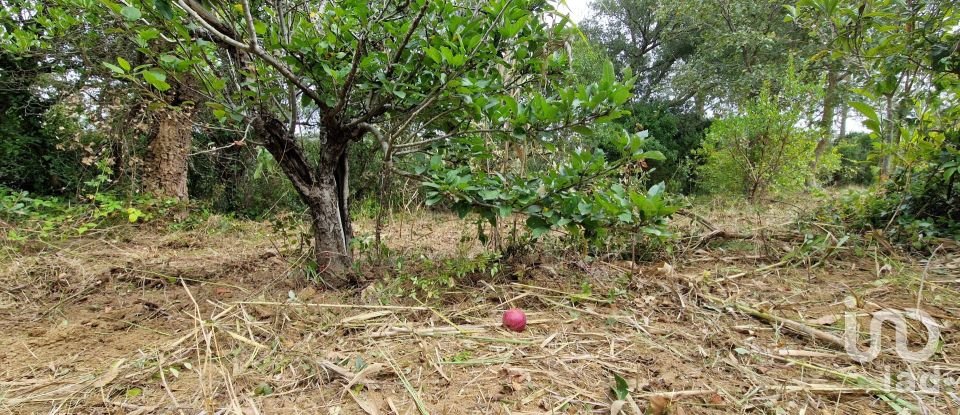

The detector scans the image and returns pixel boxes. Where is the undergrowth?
[0,186,177,240]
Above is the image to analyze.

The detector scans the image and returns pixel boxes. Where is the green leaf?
[142,70,170,91]
[116,57,131,71]
[154,0,173,19]
[637,150,665,161]
[479,189,500,200]
[425,47,441,64]
[849,101,880,125]
[526,216,550,238]
[102,62,125,74]
[125,388,143,398]
[647,182,666,198]
[254,383,273,396]
[137,28,160,43]
[612,373,629,400]
[120,6,141,20]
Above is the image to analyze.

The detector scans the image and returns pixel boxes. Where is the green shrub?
[696,82,819,198]
[831,133,876,186]
[822,136,960,250]
[0,186,174,240]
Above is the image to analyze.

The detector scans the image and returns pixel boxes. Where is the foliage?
[831,133,875,186]
[590,101,709,193]
[19,0,664,268]
[696,68,824,198]
[386,252,502,299]
[792,0,959,244]
[420,128,677,243]
[583,0,812,107]
[0,186,173,240]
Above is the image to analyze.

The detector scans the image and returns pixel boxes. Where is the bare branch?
[333,37,366,118]
[240,0,259,50]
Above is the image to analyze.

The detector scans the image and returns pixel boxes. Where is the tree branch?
[177,0,331,112]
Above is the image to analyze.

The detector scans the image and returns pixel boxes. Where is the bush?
[0,186,175,240]
[831,132,875,186]
[696,82,819,199]
[595,102,710,194]
[823,134,960,250]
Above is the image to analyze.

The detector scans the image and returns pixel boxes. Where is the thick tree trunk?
[255,116,353,288]
[808,67,839,188]
[144,108,192,201]
[305,173,352,282]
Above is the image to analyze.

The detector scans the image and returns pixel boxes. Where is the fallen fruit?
[502,308,526,332]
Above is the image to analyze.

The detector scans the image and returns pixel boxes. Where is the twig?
[710,260,789,284]
[917,244,943,310]
[235,300,428,310]
[699,293,846,350]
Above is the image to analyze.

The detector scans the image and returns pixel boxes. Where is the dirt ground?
[1,202,958,414]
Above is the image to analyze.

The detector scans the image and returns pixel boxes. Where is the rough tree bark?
[255,116,354,287]
[143,107,193,201]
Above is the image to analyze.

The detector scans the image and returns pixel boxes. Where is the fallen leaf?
[347,390,380,415]
[346,363,388,389]
[501,367,531,391]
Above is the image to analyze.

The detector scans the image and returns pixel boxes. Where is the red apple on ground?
[502,308,527,332]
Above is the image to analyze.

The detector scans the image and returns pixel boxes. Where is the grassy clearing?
[0,199,958,414]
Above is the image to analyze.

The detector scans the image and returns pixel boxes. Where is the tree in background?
[0,2,207,201]
[696,65,828,199]
[14,0,669,286]
[582,0,811,110]
[793,0,959,243]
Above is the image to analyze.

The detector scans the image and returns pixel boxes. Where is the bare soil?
[1,204,958,414]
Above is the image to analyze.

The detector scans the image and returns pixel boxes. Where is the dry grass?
[0,202,958,414]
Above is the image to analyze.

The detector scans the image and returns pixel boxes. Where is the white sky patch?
[555,0,591,23]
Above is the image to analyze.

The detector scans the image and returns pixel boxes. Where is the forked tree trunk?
[255,116,353,288]
[144,108,193,201]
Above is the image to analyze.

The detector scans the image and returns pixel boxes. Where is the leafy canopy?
[9,0,675,238]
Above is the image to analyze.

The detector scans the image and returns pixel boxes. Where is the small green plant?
[385,252,502,299]
[450,350,472,363]
[0,186,172,240]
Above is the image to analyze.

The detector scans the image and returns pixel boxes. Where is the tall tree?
[583,0,813,109]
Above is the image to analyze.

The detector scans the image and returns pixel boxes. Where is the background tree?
[583,0,812,110]
[792,0,959,242]
[39,0,661,286]
[696,66,824,199]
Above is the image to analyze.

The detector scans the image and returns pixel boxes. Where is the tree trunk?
[144,108,192,201]
[880,94,897,180]
[255,115,353,288]
[838,101,847,139]
[807,67,839,188]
